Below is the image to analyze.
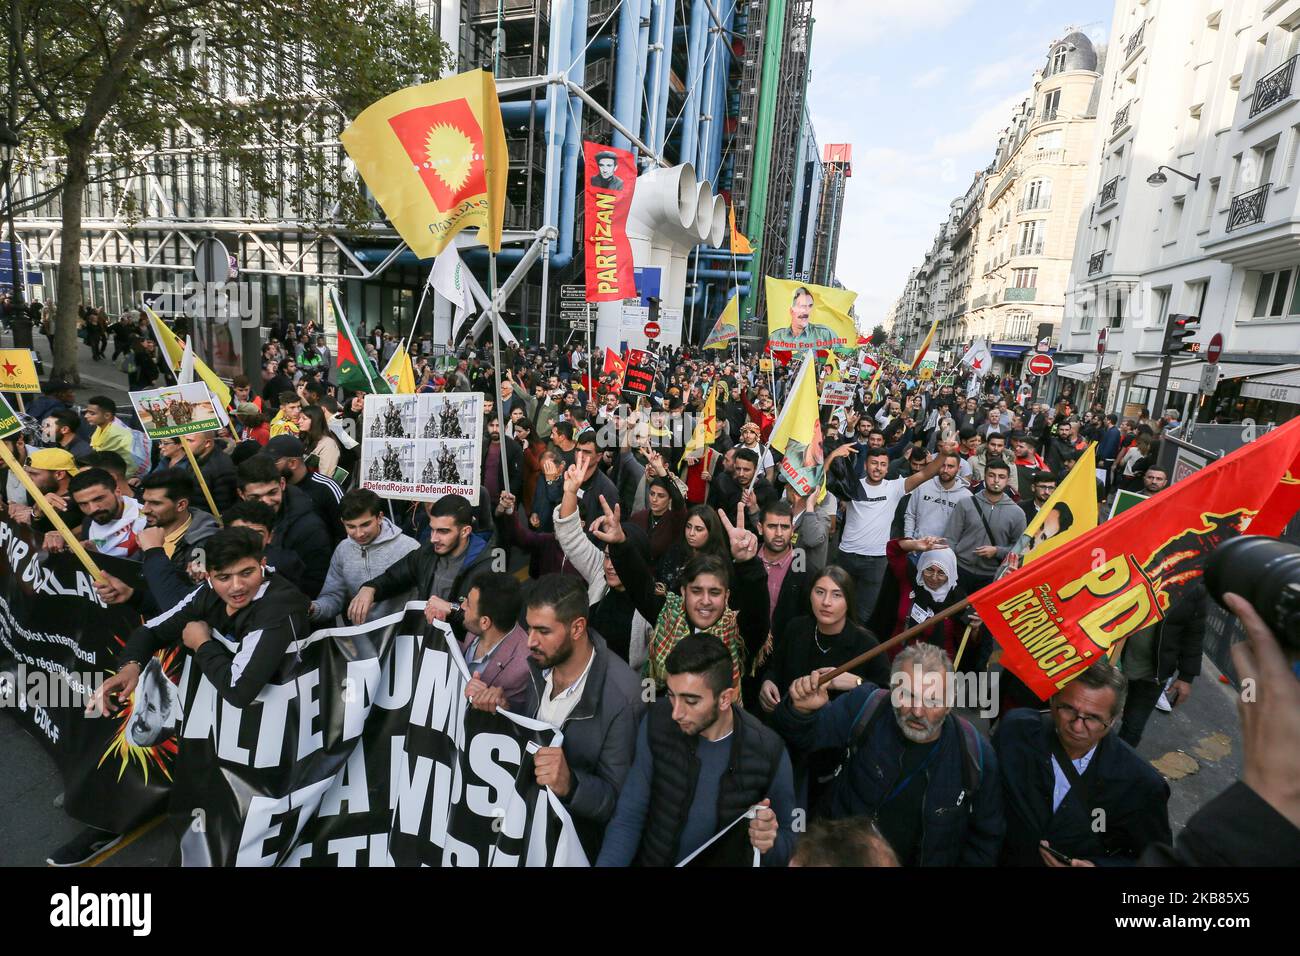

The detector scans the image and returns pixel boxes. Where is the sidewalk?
[1,328,135,408]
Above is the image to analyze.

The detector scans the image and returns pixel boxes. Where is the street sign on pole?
[1207,332,1223,365]
[644,321,661,340]
[1027,353,1055,377]
[1200,363,1221,395]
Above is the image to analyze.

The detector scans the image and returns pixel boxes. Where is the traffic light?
[1163,314,1200,355]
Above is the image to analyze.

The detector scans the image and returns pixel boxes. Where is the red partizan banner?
[584,142,637,302]
[970,417,1300,700]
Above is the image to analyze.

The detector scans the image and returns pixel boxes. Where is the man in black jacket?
[994,659,1171,866]
[350,493,495,632]
[235,455,332,597]
[596,634,795,866]
[179,431,238,514]
[477,573,643,861]
[91,526,310,713]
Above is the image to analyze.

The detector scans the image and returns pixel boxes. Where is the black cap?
[595,150,618,164]
[265,434,306,459]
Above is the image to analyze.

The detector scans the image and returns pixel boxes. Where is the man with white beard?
[772,642,1005,866]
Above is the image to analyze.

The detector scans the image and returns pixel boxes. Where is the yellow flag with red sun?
[341,69,507,257]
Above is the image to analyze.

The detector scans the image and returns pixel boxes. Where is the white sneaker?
[1155,676,1174,713]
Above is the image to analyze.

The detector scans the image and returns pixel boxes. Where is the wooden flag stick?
[817,597,973,687]
[14,394,25,414]
[180,438,223,525]
[0,440,103,580]
[952,623,975,670]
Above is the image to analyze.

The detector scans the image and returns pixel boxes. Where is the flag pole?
[816,597,973,687]
[0,441,103,580]
[488,251,510,496]
[405,259,437,354]
[180,437,223,524]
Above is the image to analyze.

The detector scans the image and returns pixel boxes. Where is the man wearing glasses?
[993,659,1171,866]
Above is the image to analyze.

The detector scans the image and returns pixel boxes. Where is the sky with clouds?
[806,0,1116,324]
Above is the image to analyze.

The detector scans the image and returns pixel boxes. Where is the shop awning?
[1057,360,1110,381]
[1131,361,1281,395]
[1240,365,1300,405]
[991,344,1029,359]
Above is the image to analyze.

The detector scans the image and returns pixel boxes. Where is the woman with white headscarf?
[900,545,972,658]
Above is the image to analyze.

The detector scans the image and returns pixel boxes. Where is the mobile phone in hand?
[1041,843,1072,865]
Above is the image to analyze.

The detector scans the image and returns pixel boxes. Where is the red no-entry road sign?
[1027,353,1055,377]
[1207,332,1223,365]
[644,321,660,339]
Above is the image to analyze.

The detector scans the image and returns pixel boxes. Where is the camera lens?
[1204,536,1300,651]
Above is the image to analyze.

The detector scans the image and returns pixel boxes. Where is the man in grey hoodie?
[942,459,1026,596]
[310,488,420,624]
[902,452,971,544]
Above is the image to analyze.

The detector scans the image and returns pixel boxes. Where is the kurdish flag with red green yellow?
[328,287,389,394]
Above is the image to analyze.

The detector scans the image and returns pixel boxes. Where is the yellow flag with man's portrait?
[765,277,858,352]
[768,354,824,496]
[341,69,507,258]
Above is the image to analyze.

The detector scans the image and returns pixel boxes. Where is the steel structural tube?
[680,0,709,165]
[743,0,788,323]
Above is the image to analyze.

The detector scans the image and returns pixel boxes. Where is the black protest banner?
[0,517,178,834]
[622,348,657,398]
[169,605,588,866]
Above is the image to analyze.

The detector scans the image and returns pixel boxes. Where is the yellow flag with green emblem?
[768,355,823,496]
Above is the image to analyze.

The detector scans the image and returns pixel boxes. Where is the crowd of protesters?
[2,310,1294,868]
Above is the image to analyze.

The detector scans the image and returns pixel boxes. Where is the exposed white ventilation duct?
[596,163,727,351]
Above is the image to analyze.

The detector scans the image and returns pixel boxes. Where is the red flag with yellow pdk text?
[584,142,637,302]
[970,416,1300,699]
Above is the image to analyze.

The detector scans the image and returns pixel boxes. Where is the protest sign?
[0,349,40,393]
[622,348,657,397]
[819,381,856,407]
[129,382,222,440]
[361,392,483,501]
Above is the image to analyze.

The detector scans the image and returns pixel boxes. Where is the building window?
[1152,287,1171,327]
[1251,268,1300,318]
[1203,178,1220,230]
[1183,280,1210,321]
[1036,130,1063,151]
[1051,47,1068,75]
[1013,268,1038,288]
[1041,89,1062,121]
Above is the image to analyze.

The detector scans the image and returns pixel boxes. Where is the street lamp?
[1147,165,1201,188]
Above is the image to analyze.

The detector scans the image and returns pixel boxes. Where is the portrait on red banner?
[583,141,637,302]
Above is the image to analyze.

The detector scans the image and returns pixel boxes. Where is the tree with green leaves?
[870,324,886,346]
[4,0,451,383]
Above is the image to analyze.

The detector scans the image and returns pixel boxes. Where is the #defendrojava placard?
[361,392,483,501]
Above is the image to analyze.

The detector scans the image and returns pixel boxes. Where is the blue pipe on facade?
[693,267,751,281]
[611,0,642,153]
[696,248,752,261]
[679,0,708,166]
[558,0,590,272]
[653,0,675,154]
[500,101,549,125]
[642,0,662,147]
[635,0,653,150]
[541,0,572,270]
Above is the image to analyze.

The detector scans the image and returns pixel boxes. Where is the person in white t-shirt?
[825,441,942,625]
[65,467,148,559]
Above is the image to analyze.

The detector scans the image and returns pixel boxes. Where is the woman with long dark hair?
[628,452,688,561]
[654,503,730,594]
[296,404,341,478]
[759,565,890,714]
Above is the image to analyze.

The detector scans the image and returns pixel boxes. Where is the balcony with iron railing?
[1013,239,1045,257]
[1111,101,1132,138]
[1227,183,1271,232]
[1123,22,1145,63]
[1088,251,1106,275]
[1016,194,1052,213]
[1249,55,1298,119]
[1099,176,1119,208]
